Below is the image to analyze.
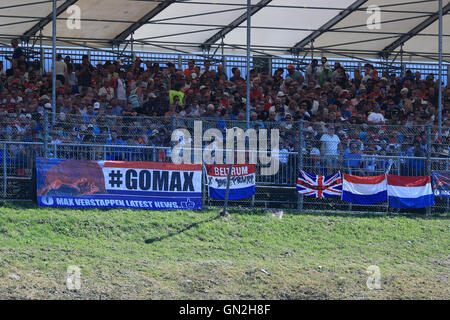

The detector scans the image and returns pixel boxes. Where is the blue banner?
[432,172,450,198]
[36,158,202,210]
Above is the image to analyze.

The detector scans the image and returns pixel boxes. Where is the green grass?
[0,202,448,299]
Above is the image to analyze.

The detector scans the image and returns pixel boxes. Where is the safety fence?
[1,129,449,213]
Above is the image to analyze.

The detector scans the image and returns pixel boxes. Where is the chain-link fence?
[0,114,448,213]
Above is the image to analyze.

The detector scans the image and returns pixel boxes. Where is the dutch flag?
[205,164,256,200]
[342,174,388,205]
[387,174,435,209]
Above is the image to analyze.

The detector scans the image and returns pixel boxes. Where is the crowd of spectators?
[0,39,449,176]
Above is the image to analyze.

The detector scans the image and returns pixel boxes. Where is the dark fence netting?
[1,113,448,213]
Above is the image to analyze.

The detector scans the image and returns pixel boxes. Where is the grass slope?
[0,203,448,299]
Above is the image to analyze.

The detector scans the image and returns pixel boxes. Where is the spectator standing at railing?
[230,67,244,83]
[285,64,303,84]
[343,141,363,174]
[305,59,319,84]
[318,63,332,87]
[320,126,340,172]
[75,55,93,92]
[6,39,25,70]
[53,54,68,86]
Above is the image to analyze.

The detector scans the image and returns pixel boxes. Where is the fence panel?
[0,116,448,213]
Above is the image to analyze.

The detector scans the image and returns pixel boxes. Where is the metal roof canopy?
[0,0,447,62]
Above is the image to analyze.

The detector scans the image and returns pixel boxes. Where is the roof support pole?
[40,28,44,75]
[131,32,135,62]
[438,0,443,138]
[51,0,56,125]
[246,0,251,129]
[400,45,405,77]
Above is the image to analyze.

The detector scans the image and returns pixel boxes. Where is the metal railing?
[1,116,448,213]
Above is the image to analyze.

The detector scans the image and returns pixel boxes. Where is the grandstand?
[0,0,448,213]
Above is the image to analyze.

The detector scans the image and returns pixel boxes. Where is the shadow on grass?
[144,214,222,244]
[223,207,449,220]
[2,201,447,221]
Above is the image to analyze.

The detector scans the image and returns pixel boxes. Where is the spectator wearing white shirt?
[320,126,341,171]
[98,79,115,101]
[53,54,68,85]
[367,106,385,125]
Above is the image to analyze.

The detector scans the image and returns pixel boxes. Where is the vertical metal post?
[172,115,176,132]
[222,163,233,215]
[40,28,44,75]
[400,46,405,78]
[447,65,450,88]
[3,143,7,199]
[202,153,206,209]
[51,0,57,125]
[44,112,49,158]
[222,55,227,72]
[427,124,432,216]
[246,0,251,129]
[178,54,183,71]
[221,37,225,71]
[131,32,135,62]
[298,120,304,211]
[438,0,443,138]
[447,160,449,213]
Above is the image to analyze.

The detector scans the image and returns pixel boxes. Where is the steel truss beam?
[201,0,272,51]
[22,0,79,42]
[290,0,368,54]
[381,1,450,58]
[111,0,176,46]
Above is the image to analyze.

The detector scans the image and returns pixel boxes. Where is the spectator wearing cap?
[81,104,98,123]
[318,57,330,73]
[285,64,303,83]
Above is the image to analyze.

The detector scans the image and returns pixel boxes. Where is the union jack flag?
[297,170,342,198]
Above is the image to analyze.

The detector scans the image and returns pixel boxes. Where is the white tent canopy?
[0,0,448,62]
